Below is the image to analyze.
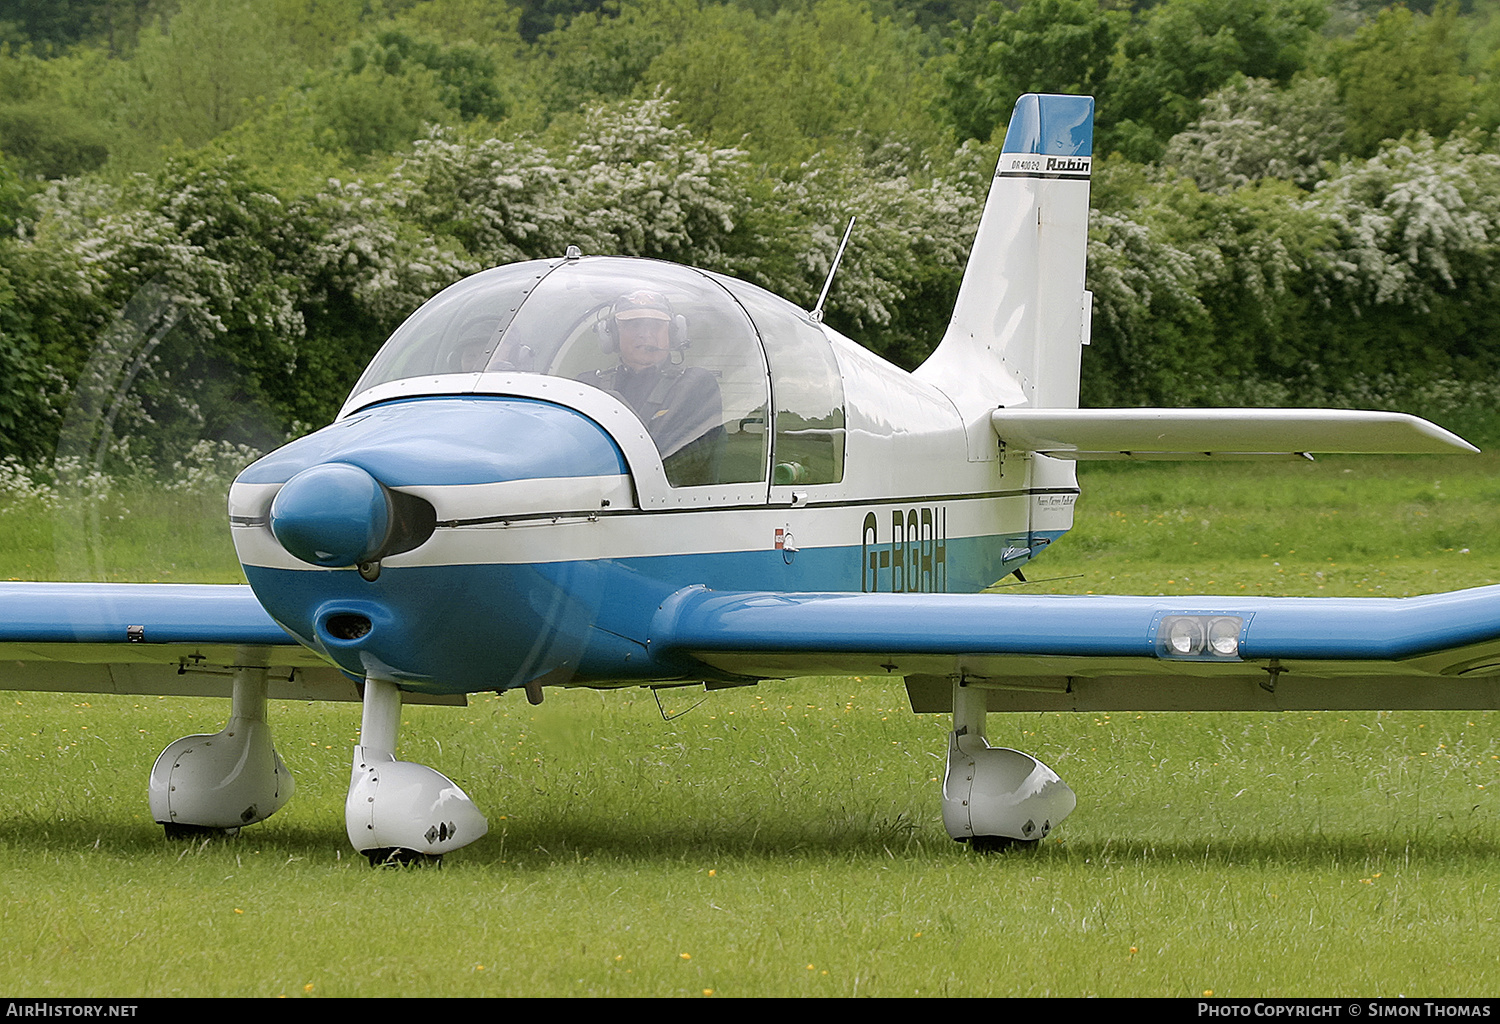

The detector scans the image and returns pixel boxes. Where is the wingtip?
[1392,411,1481,454]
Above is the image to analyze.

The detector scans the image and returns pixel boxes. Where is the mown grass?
[0,486,243,584]
[1022,453,1500,598]
[1,454,1499,996]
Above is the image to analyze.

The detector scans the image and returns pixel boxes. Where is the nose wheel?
[345,677,488,865]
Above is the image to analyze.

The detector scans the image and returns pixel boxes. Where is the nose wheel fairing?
[345,679,487,863]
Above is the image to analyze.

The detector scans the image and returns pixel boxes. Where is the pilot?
[453,339,489,373]
[447,318,500,373]
[578,289,723,486]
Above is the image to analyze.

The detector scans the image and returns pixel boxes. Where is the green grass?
[0,485,243,584]
[2,455,1499,996]
[1022,453,1500,598]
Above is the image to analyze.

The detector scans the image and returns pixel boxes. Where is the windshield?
[351,260,558,393]
[714,274,846,486]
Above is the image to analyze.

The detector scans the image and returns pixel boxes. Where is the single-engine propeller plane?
[1,95,1491,862]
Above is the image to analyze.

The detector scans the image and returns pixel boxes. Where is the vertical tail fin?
[916,94,1095,442]
[914,94,1093,559]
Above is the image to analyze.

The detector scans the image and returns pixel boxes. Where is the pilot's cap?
[613,289,673,322]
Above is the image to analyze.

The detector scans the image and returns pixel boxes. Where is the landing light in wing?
[1156,614,1245,660]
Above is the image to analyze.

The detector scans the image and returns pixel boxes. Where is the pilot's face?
[458,344,487,372]
[617,317,671,370]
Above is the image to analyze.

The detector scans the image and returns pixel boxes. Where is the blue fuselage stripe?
[241,531,1043,694]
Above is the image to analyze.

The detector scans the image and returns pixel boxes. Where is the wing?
[0,582,455,704]
[646,585,1500,713]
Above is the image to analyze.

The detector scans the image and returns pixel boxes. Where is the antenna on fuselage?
[810,216,856,323]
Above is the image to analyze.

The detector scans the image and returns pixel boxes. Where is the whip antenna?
[810,216,856,322]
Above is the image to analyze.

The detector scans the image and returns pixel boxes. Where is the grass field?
[2,455,1499,997]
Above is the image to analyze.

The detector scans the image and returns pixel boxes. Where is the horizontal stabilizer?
[991,408,1478,459]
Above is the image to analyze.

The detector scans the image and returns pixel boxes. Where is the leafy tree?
[0,152,51,459]
[1083,128,1500,410]
[393,94,757,268]
[646,0,942,166]
[1330,0,1476,157]
[267,0,383,66]
[1162,75,1346,193]
[881,0,991,34]
[302,20,518,157]
[1106,0,1326,161]
[13,158,309,456]
[1081,204,1213,406]
[104,0,303,168]
[346,28,510,122]
[538,0,704,111]
[512,0,611,42]
[0,48,112,178]
[1149,177,1337,392]
[1309,132,1500,325]
[0,0,163,54]
[938,0,1126,143]
[309,60,452,158]
[4,152,420,458]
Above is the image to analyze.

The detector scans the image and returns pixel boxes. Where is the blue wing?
[0,582,364,701]
[9,579,1500,713]
[647,585,1500,713]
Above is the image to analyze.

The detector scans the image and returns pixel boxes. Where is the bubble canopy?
[352,257,846,489]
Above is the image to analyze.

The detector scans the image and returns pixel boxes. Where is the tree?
[105,0,303,167]
[647,0,943,166]
[939,0,1126,143]
[1330,0,1476,157]
[0,151,52,459]
[538,0,704,112]
[0,47,111,178]
[1106,0,1326,161]
[1162,76,1346,193]
[0,0,161,54]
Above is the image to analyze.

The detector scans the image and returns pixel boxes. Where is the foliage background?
[4,0,1500,464]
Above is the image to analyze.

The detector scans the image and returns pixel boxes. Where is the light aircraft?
[0,94,1489,863]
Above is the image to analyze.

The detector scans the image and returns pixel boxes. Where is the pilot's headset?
[596,289,688,357]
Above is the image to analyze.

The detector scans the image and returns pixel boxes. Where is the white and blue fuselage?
[228,295,1074,696]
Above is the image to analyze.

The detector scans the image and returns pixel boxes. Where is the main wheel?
[364,847,444,868]
[968,835,1038,854]
[161,822,239,840]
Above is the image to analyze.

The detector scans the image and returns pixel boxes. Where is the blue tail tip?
[1001,94,1095,157]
